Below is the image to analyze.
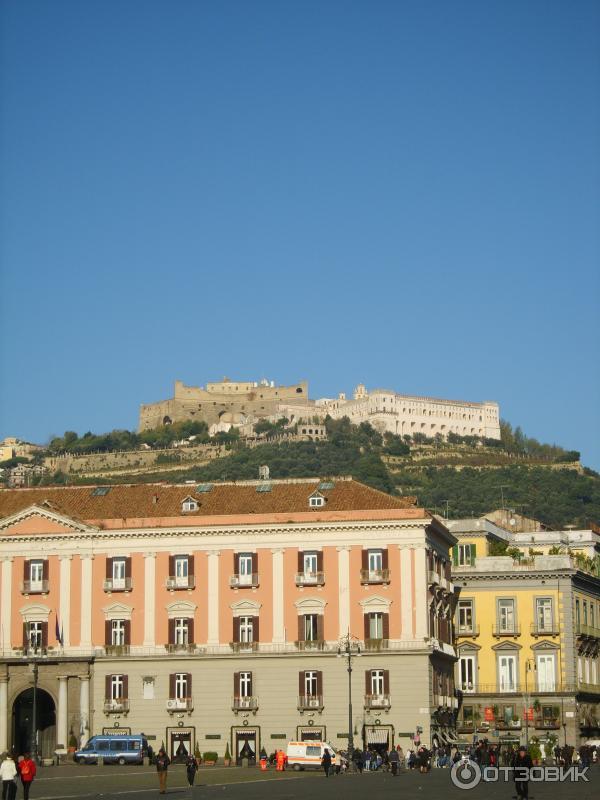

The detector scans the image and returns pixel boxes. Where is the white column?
[399,546,414,640]
[337,546,351,637]
[59,555,72,648]
[207,551,221,645]
[79,675,90,746]
[57,676,69,748]
[0,559,13,653]
[414,547,428,640]
[80,555,93,650]
[271,549,285,643]
[0,676,8,753]
[143,553,156,648]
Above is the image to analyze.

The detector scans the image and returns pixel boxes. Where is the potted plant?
[194,742,202,766]
[492,704,500,718]
[533,699,541,713]
[203,751,218,766]
[528,738,542,766]
[68,730,78,754]
[223,743,232,767]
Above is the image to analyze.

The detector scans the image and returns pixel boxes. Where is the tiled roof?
[0,478,419,523]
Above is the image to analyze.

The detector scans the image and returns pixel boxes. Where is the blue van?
[74,734,148,765]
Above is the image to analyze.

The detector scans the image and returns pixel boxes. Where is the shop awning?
[366,727,390,744]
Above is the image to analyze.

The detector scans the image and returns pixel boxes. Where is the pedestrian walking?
[155,748,170,795]
[185,753,198,788]
[513,746,533,800]
[17,754,36,800]
[389,747,399,776]
[276,749,286,771]
[321,748,332,778]
[0,754,17,800]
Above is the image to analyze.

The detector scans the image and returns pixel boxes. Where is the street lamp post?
[524,659,536,747]
[337,633,361,770]
[23,633,44,765]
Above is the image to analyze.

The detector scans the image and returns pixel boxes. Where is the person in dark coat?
[388,747,399,776]
[513,746,533,799]
[321,748,332,778]
[185,753,198,787]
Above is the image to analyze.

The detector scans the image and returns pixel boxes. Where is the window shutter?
[248,672,253,696]
[444,561,451,580]
[383,613,390,639]
[186,673,192,698]
[298,616,304,642]
[105,675,111,700]
[234,553,240,574]
[125,557,132,579]
[106,557,113,579]
[233,617,240,643]
[253,616,259,642]
[169,674,175,699]
[188,618,194,644]
[105,620,112,645]
[383,670,390,694]
[364,615,370,640]
[382,548,389,570]
[317,614,324,641]
[23,623,28,648]
[168,556,175,577]
[452,546,458,566]
[41,622,48,647]
[42,560,49,582]
[188,555,195,578]
[299,671,304,697]
[123,675,129,699]
[23,560,30,582]
[469,547,475,566]
[124,620,131,645]
[362,550,368,570]
[297,551,304,572]
[317,551,323,572]
[234,672,240,697]
[168,619,175,645]
[251,553,258,576]
[316,670,323,696]
[365,670,371,695]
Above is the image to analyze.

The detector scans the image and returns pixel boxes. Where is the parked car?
[74,734,148,765]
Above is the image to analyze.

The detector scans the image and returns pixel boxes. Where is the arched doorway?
[12,688,56,758]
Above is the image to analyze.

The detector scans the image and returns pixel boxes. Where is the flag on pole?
[55,615,63,646]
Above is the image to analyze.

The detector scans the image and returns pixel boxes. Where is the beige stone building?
[0,478,457,762]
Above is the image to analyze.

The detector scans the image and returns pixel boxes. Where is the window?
[576,599,580,628]
[536,654,556,692]
[112,559,126,590]
[536,598,553,632]
[239,616,254,643]
[27,621,44,649]
[110,674,124,700]
[591,604,595,630]
[309,495,324,508]
[458,600,474,633]
[238,554,253,586]
[304,614,318,641]
[305,671,318,697]
[370,670,385,695]
[498,654,517,692]
[368,613,383,640]
[111,620,126,646]
[174,556,189,587]
[174,618,189,646]
[368,550,383,572]
[303,553,318,575]
[583,601,588,625]
[459,655,476,692]
[174,673,189,699]
[457,544,473,566]
[29,561,44,588]
[498,599,516,633]
[239,672,252,698]
[182,498,198,512]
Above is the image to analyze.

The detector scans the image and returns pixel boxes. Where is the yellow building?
[447,516,600,750]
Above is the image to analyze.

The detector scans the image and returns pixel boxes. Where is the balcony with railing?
[21,580,49,595]
[164,643,197,654]
[229,573,259,589]
[295,639,325,651]
[103,577,133,592]
[232,696,258,711]
[298,694,324,711]
[576,623,600,640]
[495,717,522,730]
[456,624,480,638]
[531,622,560,637]
[166,697,193,712]
[295,571,325,587]
[457,719,476,734]
[166,575,196,591]
[363,638,389,651]
[360,569,391,585]
[534,715,560,730]
[229,641,259,653]
[103,698,130,713]
[104,645,130,656]
[492,623,521,638]
[428,570,440,587]
[364,694,391,709]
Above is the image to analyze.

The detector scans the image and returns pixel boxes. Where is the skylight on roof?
[318,481,335,491]
[91,487,111,496]
[256,483,272,493]
[196,484,213,493]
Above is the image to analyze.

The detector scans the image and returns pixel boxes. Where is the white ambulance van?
[286,740,339,770]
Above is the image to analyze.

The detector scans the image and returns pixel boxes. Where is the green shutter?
[452,545,458,566]
[469,545,475,566]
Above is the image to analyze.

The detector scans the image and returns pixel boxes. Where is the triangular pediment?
[0,505,98,535]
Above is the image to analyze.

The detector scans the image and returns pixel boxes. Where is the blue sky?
[1,0,599,467]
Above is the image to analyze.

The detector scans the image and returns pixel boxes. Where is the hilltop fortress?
[139,378,501,440]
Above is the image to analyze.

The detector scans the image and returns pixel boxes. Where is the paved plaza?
[16,762,600,800]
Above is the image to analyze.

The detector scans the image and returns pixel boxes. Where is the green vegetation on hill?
[46,421,211,453]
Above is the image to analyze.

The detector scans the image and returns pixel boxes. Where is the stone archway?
[12,688,56,758]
